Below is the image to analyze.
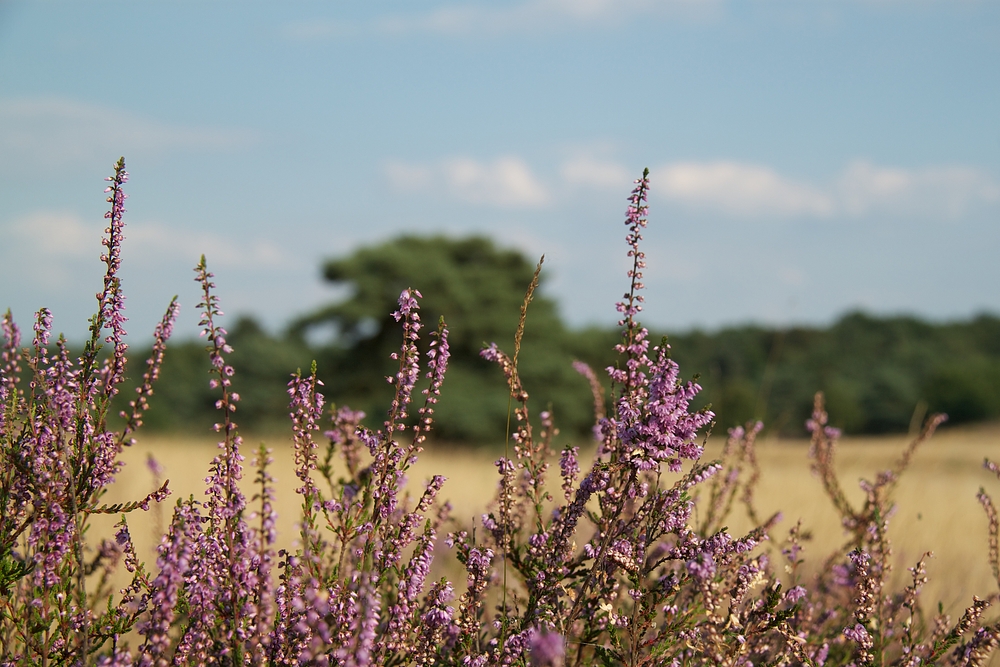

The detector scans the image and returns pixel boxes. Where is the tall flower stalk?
[0,158,175,665]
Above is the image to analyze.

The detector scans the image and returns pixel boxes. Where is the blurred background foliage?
[114,235,1000,443]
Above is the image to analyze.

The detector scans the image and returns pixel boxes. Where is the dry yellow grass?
[95,422,1000,620]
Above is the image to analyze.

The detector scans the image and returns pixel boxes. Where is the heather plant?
[0,159,175,663]
[4,161,1000,666]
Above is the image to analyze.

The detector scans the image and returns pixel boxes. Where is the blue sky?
[1,1,998,343]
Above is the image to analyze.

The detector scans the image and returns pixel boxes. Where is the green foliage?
[117,235,1000,441]
[290,234,594,441]
[667,312,1000,435]
[117,316,314,434]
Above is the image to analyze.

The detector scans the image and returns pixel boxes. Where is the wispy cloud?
[7,212,99,259]
[558,156,1000,221]
[0,97,257,170]
[658,161,836,217]
[560,156,633,190]
[386,156,549,207]
[126,222,289,269]
[838,160,1000,220]
[385,153,999,219]
[3,212,111,290]
[4,212,288,273]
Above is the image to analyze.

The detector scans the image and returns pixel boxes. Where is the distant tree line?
[114,235,1000,442]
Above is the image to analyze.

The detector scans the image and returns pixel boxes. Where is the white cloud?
[385,161,434,191]
[386,154,999,220]
[0,97,257,169]
[2,212,107,290]
[4,212,288,272]
[838,160,1000,220]
[643,159,999,220]
[444,157,549,206]
[560,157,632,190]
[657,161,836,217]
[385,156,549,207]
[7,212,100,259]
[126,222,289,269]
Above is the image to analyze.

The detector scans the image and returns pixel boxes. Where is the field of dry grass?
[95,422,1000,619]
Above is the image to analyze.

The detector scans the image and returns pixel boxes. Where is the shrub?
[3,160,1000,665]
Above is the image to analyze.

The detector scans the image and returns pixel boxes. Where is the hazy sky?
[1,1,998,343]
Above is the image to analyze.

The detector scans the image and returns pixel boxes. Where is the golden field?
[93,422,1000,620]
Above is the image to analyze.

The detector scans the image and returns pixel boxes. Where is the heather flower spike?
[80,156,130,402]
[118,297,180,445]
[0,158,183,664]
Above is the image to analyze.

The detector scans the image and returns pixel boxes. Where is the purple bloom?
[289,371,324,502]
[529,629,565,667]
[138,502,201,666]
[467,547,493,576]
[616,344,714,473]
[94,157,130,395]
[815,643,830,667]
[686,551,716,580]
[844,623,871,644]
[386,288,423,431]
[96,650,134,666]
[412,318,450,444]
[558,446,579,503]
[785,585,807,603]
[120,298,179,441]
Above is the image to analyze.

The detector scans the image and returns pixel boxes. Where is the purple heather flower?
[169,505,217,665]
[480,341,501,364]
[465,546,494,598]
[96,650,134,666]
[617,344,713,473]
[386,288,423,430]
[614,172,650,340]
[349,575,382,667]
[32,307,53,351]
[289,371,324,501]
[558,446,579,503]
[844,623,871,644]
[1,310,22,397]
[831,562,854,588]
[785,585,807,603]
[417,474,446,512]
[412,319,450,442]
[849,549,870,571]
[686,551,716,580]
[138,501,201,666]
[145,453,164,479]
[806,399,842,441]
[96,158,131,394]
[529,629,565,667]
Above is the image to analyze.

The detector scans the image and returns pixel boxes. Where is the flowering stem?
[621,168,649,381]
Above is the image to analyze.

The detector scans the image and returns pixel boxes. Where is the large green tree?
[291,235,598,442]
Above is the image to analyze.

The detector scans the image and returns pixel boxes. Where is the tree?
[291,235,596,442]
